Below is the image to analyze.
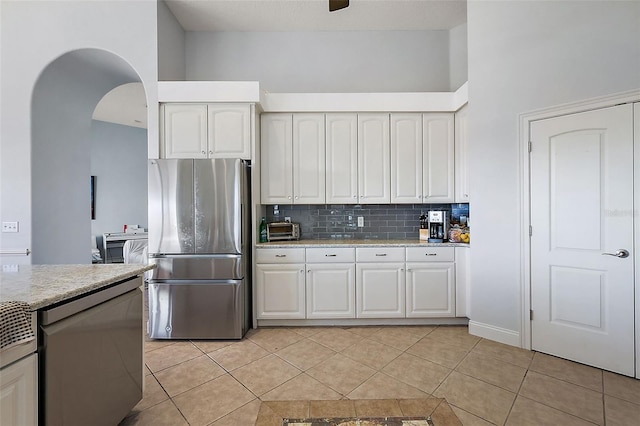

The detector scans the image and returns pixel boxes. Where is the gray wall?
[90,120,148,243]
[185,30,454,92]
[449,23,468,91]
[158,0,185,81]
[467,0,640,337]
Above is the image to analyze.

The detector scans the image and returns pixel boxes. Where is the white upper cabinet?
[162,103,251,159]
[423,113,455,202]
[326,113,358,203]
[358,113,390,204]
[261,114,293,204]
[261,113,325,204]
[293,114,326,204]
[163,104,208,159]
[454,105,469,202]
[207,104,251,158]
[391,114,423,203]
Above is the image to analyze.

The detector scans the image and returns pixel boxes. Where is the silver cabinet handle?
[426,253,437,256]
[375,253,387,257]
[325,254,337,257]
[275,254,287,258]
[201,150,206,154]
[602,249,629,258]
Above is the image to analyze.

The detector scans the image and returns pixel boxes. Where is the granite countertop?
[256,239,469,248]
[0,264,155,311]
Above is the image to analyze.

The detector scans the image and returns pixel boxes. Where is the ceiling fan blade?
[329,0,349,12]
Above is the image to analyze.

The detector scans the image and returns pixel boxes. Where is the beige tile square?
[353,399,402,417]
[191,339,235,353]
[450,405,495,426]
[232,354,301,396]
[307,353,376,395]
[144,341,202,372]
[398,398,442,416]
[248,327,304,352]
[381,353,451,394]
[131,375,169,412]
[401,325,438,338]
[340,337,402,370]
[472,339,534,369]
[208,339,270,371]
[529,352,602,392]
[369,327,422,351]
[262,400,310,419]
[154,354,225,397]
[254,403,285,426]
[172,374,255,426]
[209,399,262,426]
[519,371,604,425]
[431,400,463,426]
[428,326,481,350]
[506,395,596,426]
[407,336,471,369]
[309,400,356,418]
[260,373,343,401]
[287,327,328,337]
[455,351,527,393]
[144,339,176,353]
[343,326,382,338]
[604,371,640,405]
[276,338,336,370]
[604,394,640,426]
[308,328,364,352]
[433,371,516,425]
[120,399,188,426]
[347,372,431,400]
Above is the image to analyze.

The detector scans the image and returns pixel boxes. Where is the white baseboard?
[468,320,521,347]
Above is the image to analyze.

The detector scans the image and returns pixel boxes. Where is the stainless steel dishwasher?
[39,277,143,426]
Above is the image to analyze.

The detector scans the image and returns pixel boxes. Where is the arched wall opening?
[31,48,147,264]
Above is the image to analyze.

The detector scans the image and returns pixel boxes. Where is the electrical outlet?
[285,217,291,223]
[2,264,19,272]
[357,216,364,227]
[2,222,18,233]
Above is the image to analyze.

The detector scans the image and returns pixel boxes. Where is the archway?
[31,48,147,264]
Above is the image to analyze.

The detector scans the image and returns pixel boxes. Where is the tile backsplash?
[264,204,470,240]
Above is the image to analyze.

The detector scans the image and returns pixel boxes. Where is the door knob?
[601,249,629,258]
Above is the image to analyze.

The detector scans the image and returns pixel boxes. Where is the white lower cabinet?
[306,264,355,318]
[356,263,405,318]
[406,263,455,317]
[256,261,306,319]
[0,354,38,426]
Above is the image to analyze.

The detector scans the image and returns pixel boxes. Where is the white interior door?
[530,104,635,376]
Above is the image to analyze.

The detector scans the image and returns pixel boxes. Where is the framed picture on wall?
[91,175,96,220]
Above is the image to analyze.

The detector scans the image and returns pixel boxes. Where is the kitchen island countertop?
[256,239,469,248]
[0,264,154,310]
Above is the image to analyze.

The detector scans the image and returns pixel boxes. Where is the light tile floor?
[120,322,640,426]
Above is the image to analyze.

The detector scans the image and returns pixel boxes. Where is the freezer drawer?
[148,280,247,339]
[150,254,244,280]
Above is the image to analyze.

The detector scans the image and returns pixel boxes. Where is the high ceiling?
[165,0,467,32]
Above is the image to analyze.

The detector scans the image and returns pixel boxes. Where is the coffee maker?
[428,210,448,243]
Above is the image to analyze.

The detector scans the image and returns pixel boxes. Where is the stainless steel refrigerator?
[147,158,250,339]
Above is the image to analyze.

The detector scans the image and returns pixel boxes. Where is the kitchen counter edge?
[256,239,470,248]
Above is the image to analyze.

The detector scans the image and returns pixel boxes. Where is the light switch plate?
[357,217,364,227]
[2,264,19,272]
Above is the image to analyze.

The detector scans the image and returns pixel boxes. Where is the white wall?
[185,30,451,92]
[90,121,148,244]
[467,0,640,343]
[449,23,468,91]
[158,0,185,81]
[0,0,158,264]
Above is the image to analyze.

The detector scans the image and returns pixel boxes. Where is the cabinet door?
[423,113,454,202]
[261,114,293,204]
[163,104,208,159]
[256,263,305,319]
[293,113,326,204]
[406,263,455,317]
[326,113,358,203]
[391,113,423,203]
[358,113,390,204]
[454,105,470,202]
[0,353,37,426]
[207,104,251,159]
[356,262,405,318]
[306,263,355,318]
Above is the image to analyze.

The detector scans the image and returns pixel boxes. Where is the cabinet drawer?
[306,247,355,263]
[356,247,405,262]
[256,248,305,263]
[406,247,455,262]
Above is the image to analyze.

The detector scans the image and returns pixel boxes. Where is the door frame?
[518,88,640,377]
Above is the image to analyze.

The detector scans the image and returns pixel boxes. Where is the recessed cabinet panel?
[256,263,305,319]
[261,114,293,204]
[423,113,454,202]
[406,263,455,317]
[306,263,355,318]
[207,104,251,158]
[293,114,326,204]
[391,114,423,203]
[356,262,405,318]
[326,114,358,203]
[163,104,208,159]
[358,113,390,204]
